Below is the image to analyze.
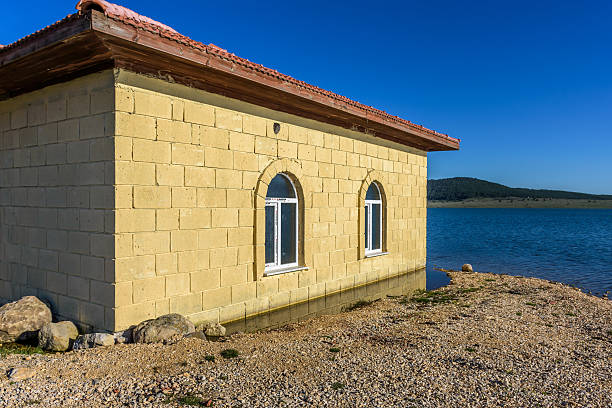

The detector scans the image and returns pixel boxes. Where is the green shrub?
[459,287,479,294]
[220,349,239,359]
[342,299,374,312]
[406,289,456,305]
[331,382,345,390]
[0,343,44,357]
[176,394,211,406]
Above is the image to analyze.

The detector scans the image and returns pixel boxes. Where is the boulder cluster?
[0,296,226,381]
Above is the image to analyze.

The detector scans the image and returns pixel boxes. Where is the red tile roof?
[0,13,81,52]
[76,0,177,33]
[1,0,459,145]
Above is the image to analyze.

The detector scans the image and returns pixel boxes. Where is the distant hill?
[428,177,612,201]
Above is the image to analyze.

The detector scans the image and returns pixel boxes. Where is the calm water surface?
[426,208,612,296]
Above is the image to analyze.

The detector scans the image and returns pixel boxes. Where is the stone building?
[0,0,459,332]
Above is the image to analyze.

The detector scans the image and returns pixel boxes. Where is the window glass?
[364,205,369,249]
[265,205,275,264]
[371,203,381,250]
[366,183,380,200]
[280,202,297,264]
[265,173,299,272]
[267,174,296,198]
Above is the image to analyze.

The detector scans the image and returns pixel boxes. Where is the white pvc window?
[265,174,298,272]
[365,182,382,255]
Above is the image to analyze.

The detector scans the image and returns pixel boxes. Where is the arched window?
[265,173,298,271]
[365,182,383,255]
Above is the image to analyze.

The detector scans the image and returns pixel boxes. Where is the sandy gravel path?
[1,271,610,407]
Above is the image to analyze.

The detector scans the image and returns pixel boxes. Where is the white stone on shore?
[6,367,36,381]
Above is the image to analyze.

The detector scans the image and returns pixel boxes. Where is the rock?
[132,314,195,344]
[73,333,115,350]
[6,367,36,381]
[184,331,207,340]
[0,296,52,343]
[204,322,226,338]
[462,264,474,272]
[38,321,79,352]
[113,328,133,344]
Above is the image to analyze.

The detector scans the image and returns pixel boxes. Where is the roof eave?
[0,13,114,100]
[0,10,459,152]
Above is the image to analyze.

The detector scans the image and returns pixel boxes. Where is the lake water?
[426,208,612,297]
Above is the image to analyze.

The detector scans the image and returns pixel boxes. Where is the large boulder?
[0,296,52,343]
[73,333,115,350]
[133,314,195,344]
[38,321,79,351]
[462,264,474,272]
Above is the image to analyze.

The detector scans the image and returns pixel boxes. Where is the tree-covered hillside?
[428,177,612,201]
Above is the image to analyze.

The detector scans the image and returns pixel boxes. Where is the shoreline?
[428,198,612,209]
[1,271,610,407]
[431,267,610,299]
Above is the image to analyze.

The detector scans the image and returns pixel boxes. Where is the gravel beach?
[1,271,610,407]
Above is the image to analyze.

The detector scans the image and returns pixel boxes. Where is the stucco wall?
[0,71,116,332]
[112,70,428,332]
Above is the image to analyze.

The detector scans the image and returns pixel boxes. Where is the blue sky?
[2,1,611,194]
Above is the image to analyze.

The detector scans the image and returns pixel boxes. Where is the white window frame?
[365,184,383,256]
[265,175,299,273]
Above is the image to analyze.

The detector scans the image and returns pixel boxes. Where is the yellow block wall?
[112,71,428,332]
[0,72,116,331]
[0,68,427,333]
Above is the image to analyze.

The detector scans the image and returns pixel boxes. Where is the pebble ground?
[1,271,610,407]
